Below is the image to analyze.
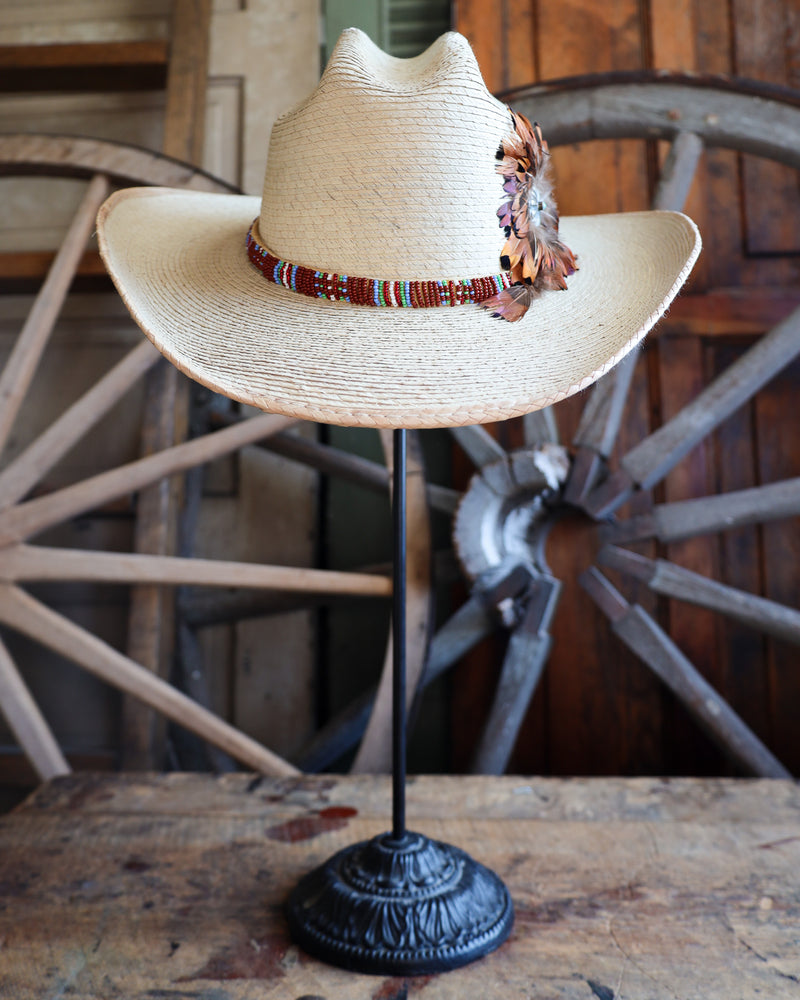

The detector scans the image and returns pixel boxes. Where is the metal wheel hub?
[453,443,570,582]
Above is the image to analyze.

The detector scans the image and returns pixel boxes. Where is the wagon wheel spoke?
[470,576,560,775]
[422,592,496,686]
[651,130,704,215]
[604,476,800,545]
[584,303,800,518]
[0,412,295,546]
[449,424,507,468]
[580,568,791,778]
[599,545,800,646]
[174,621,237,774]
[212,416,462,514]
[522,407,559,447]
[295,591,496,772]
[0,173,111,456]
[238,421,390,492]
[566,132,704,510]
[179,536,457,624]
[0,584,296,776]
[351,430,432,773]
[0,341,161,510]
[0,544,391,597]
[261,428,461,514]
[180,574,392,627]
[263,429,461,515]
[564,351,639,507]
[295,690,375,772]
[0,635,69,781]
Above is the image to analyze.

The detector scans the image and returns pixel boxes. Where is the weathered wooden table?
[0,773,798,999]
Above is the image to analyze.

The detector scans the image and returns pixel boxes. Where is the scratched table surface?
[0,774,798,1000]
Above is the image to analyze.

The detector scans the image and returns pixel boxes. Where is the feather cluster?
[481,110,577,322]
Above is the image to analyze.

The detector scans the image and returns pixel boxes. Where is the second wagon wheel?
[0,134,437,782]
[302,73,800,779]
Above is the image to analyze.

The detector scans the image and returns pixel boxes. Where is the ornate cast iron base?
[286,829,514,975]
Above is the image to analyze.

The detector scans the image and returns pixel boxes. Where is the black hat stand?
[286,429,514,975]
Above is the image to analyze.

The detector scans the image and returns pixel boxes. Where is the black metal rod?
[392,427,407,841]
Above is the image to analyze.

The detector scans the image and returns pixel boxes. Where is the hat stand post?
[286,428,514,976]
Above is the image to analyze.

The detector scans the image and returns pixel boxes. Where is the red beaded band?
[245,222,513,308]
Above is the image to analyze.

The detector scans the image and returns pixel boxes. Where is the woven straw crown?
[260,29,510,279]
[96,29,701,429]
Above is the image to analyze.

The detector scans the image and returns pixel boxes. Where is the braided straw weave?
[97,29,701,429]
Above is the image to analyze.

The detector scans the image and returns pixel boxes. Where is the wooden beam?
[0,42,169,94]
[121,0,213,770]
[123,362,187,771]
[162,0,213,165]
[0,251,107,286]
[0,41,168,70]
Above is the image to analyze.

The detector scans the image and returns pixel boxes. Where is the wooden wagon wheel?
[302,73,800,779]
[0,133,437,782]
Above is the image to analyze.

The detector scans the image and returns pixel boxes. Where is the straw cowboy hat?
[97,29,700,429]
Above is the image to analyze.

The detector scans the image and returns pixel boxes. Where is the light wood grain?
[0,339,160,510]
[0,584,297,776]
[162,0,211,165]
[122,361,186,770]
[0,173,109,456]
[0,635,69,781]
[2,773,799,999]
[0,412,295,546]
[0,544,392,596]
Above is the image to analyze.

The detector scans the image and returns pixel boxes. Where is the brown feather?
[481,284,536,322]
[483,108,578,321]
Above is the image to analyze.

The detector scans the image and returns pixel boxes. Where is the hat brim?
[97,188,700,429]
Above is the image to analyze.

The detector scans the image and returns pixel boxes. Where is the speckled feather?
[481,110,577,322]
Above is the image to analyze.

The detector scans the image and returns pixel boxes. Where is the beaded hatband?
[246,222,513,309]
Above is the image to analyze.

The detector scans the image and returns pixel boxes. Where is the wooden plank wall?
[452,0,800,776]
